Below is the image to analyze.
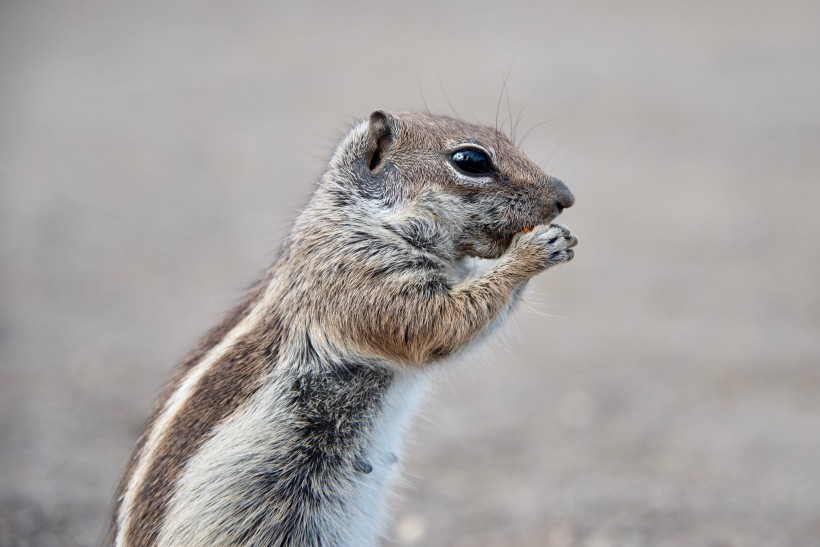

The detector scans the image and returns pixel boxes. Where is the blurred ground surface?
[1,1,819,545]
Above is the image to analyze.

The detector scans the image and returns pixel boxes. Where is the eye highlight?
[451,148,494,176]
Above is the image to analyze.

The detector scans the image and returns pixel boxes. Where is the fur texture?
[109,111,576,546]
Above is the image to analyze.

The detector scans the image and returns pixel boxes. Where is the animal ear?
[366,110,394,172]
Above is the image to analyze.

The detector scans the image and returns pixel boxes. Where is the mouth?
[522,204,568,233]
[517,212,560,236]
[470,211,562,259]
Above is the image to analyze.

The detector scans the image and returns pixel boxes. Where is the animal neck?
[301,182,463,267]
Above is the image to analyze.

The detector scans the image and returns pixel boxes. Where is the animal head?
[324,111,574,260]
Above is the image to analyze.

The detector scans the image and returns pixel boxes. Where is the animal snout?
[550,177,575,212]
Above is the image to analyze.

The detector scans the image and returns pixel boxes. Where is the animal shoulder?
[109,110,576,547]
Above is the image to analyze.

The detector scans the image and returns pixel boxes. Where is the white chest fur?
[155,363,428,547]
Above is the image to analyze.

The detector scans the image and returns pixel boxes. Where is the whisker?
[549,153,568,171]
[434,68,460,119]
[416,78,431,116]
[539,142,562,170]
[517,117,559,149]
[503,63,514,139]
[512,98,532,145]
[495,79,504,143]
[496,64,514,149]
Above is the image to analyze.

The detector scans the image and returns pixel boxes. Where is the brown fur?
[110,111,576,546]
[108,271,276,543]
[126,317,283,545]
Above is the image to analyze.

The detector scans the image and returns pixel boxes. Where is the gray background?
[1,1,819,545]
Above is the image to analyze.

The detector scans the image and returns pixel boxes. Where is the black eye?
[451,149,494,176]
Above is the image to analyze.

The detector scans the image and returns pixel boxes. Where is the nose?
[551,177,575,212]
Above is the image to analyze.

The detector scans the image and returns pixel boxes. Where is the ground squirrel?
[109,110,576,546]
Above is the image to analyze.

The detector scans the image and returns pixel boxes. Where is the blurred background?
[1,1,819,545]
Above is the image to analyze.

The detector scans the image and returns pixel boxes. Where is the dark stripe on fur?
[124,313,284,545]
[201,361,393,545]
[107,271,274,543]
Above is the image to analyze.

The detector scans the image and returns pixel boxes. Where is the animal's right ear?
[365,110,394,172]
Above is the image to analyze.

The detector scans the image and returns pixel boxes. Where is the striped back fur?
[109,111,575,546]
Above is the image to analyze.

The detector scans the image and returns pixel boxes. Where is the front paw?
[510,224,578,274]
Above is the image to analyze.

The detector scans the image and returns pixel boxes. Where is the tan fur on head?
[326,111,573,261]
[110,111,576,546]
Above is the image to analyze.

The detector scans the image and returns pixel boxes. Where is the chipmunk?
[108,111,576,546]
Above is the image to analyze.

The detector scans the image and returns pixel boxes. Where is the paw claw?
[510,223,577,272]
